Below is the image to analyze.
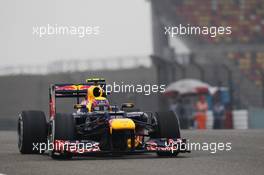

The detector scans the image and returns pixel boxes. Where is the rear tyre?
[152,111,181,157]
[51,113,75,159]
[18,111,47,154]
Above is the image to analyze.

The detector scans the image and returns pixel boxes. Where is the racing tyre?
[153,111,181,138]
[18,110,47,154]
[152,111,181,157]
[51,113,75,159]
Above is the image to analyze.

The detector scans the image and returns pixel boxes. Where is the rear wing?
[49,79,106,117]
[52,83,105,98]
[51,79,106,98]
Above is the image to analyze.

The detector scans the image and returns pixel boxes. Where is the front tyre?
[152,111,181,157]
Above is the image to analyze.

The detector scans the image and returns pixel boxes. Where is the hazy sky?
[0,0,152,66]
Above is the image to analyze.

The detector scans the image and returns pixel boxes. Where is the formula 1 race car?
[17,78,189,159]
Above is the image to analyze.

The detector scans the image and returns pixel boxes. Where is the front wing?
[53,138,190,155]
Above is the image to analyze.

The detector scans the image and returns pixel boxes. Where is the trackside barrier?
[206,111,213,129]
[205,110,248,129]
[248,108,264,129]
[232,110,248,129]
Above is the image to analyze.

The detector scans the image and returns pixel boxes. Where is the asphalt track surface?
[0,130,263,175]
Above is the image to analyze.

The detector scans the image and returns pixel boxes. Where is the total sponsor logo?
[55,85,91,91]
[146,139,232,154]
[146,139,182,153]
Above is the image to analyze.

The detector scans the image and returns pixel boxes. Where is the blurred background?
[1,0,264,130]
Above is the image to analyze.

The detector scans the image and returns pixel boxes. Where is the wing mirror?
[74,104,86,109]
[121,103,134,110]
